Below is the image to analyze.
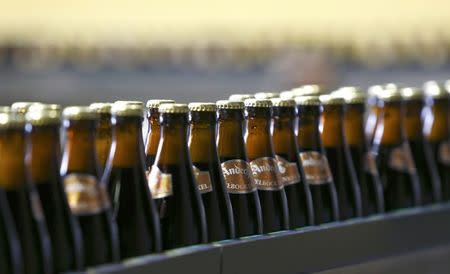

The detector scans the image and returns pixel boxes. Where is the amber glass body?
[0,127,53,274]
[272,105,313,228]
[189,111,235,241]
[61,119,120,267]
[108,116,162,258]
[152,112,207,250]
[217,108,263,237]
[297,105,339,224]
[95,113,114,180]
[404,99,441,204]
[372,101,422,211]
[344,104,384,215]
[28,123,84,272]
[245,106,289,233]
[0,189,23,274]
[145,108,161,169]
[424,98,450,200]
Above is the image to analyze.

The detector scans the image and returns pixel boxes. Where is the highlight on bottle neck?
[374,89,406,146]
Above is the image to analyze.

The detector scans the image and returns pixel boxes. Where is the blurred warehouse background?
[0,0,449,104]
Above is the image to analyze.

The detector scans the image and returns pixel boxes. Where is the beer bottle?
[0,186,23,274]
[60,106,120,266]
[320,94,362,219]
[26,104,84,272]
[244,98,289,233]
[89,103,114,178]
[295,96,339,224]
[371,90,422,210]
[144,99,175,168]
[271,98,314,227]
[188,103,235,241]
[0,110,53,274]
[148,103,207,249]
[423,81,450,200]
[228,94,254,101]
[401,87,441,204]
[254,92,280,99]
[216,100,263,237]
[108,101,162,258]
[336,88,385,215]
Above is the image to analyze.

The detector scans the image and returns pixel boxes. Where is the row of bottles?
[0,79,449,273]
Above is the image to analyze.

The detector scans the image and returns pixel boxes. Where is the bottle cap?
[295,96,321,106]
[333,86,366,104]
[401,87,424,101]
[270,98,296,107]
[159,103,189,114]
[146,99,175,109]
[63,106,99,120]
[319,94,346,105]
[228,94,254,102]
[377,88,403,102]
[26,108,61,125]
[244,98,273,108]
[0,110,25,129]
[89,103,113,114]
[112,101,144,117]
[28,103,62,112]
[423,81,449,99]
[11,102,41,114]
[254,92,280,99]
[293,84,327,97]
[280,90,294,99]
[188,102,217,112]
[216,100,245,110]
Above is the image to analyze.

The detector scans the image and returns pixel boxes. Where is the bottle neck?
[96,114,114,169]
[189,112,216,164]
[62,120,99,176]
[245,107,273,159]
[113,116,145,167]
[376,101,405,146]
[155,113,189,166]
[425,98,450,142]
[404,100,424,141]
[321,105,345,147]
[29,124,61,183]
[297,105,323,151]
[344,104,365,147]
[145,109,161,157]
[217,109,247,159]
[272,106,297,156]
[0,128,27,189]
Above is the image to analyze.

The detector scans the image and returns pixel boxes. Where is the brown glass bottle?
[402,87,441,204]
[423,81,450,200]
[26,104,84,272]
[0,187,23,274]
[320,94,362,219]
[244,98,289,233]
[216,100,263,237]
[371,90,422,210]
[188,103,235,241]
[295,96,339,224]
[148,103,207,250]
[108,101,162,258]
[335,88,384,215]
[0,111,53,274]
[144,100,175,169]
[90,103,114,179]
[270,98,314,228]
[60,106,120,267]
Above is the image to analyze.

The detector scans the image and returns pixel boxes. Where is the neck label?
[275,155,301,186]
[365,151,379,176]
[389,143,416,174]
[299,151,333,185]
[63,173,106,215]
[439,141,450,165]
[221,159,256,194]
[148,165,173,199]
[193,166,213,194]
[250,157,283,191]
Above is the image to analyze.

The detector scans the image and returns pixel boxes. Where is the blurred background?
[0,0,449,104]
